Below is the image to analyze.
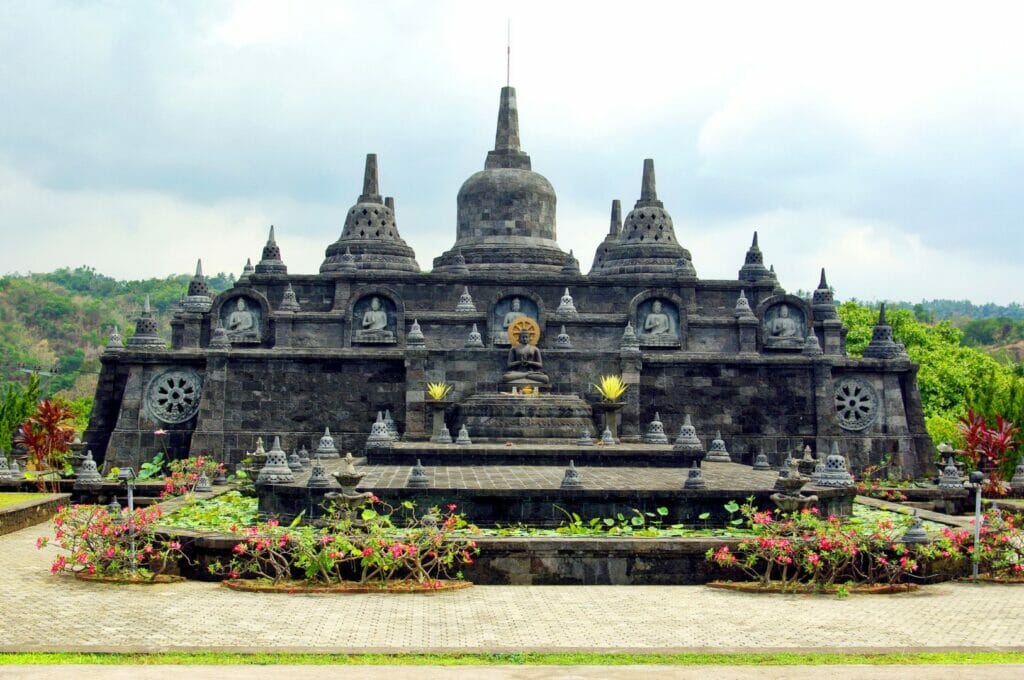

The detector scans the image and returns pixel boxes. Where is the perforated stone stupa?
[86,81,935,491]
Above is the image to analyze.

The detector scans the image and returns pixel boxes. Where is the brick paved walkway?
[3,523,1023,654]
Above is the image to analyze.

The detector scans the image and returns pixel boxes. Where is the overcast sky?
[1,1,1021,303]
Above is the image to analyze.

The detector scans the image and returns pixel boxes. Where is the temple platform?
[367,440,685,467]
[457,393,594,440]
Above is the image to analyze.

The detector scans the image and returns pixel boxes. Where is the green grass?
[0,493,49,509]
[1,651,1023,666]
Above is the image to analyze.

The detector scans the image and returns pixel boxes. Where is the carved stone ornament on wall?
[834,376,880,431]
[353,295,397,344]
[145,369,203,424]
[221,296,262,344]
[762,302,806,349]
[492,296,539,345]
[636,298,680,347]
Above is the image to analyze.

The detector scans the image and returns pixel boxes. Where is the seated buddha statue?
[502,329,550,385]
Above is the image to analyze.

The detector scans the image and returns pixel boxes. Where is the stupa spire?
[738,230,770,282]
[609,199,622,236]
[818,267,828,290]
[494,86,521,152]
[255,225,287,274]
[195,259,203,278]
[640,158,657,202]
[360,153,381,202]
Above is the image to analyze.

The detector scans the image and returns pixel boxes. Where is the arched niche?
[629,289,686,348]
[348,287,404,346]
[489,289,545,346]
[756,294,810,350]
[210,289,272,346]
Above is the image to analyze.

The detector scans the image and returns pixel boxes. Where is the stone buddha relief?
[353,295,397,344]
[762,303,807,348]
[636,298,680,347]
[222,297,262,343]
[492,296,539,345]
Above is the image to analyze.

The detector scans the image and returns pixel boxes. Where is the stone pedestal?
[426,400,452,443]
[459,393,594,440]
[597,403,624,444]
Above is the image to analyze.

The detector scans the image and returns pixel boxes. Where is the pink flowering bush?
[936,509,1024,579]
[37,504,186,579]
[212,498,479,588]
[706,501,928,591]
[161,455,224,497]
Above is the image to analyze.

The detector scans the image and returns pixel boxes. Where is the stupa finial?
[640,158,657,202]
[609,199,622,236]
[361,153,380,200]
[494,86,521,152]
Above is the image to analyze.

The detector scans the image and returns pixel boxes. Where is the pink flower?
[167,540,182,551]
[447,503,458,512]
[232,543,247,555]
[807,553,820,565]
[362,548,373,557]
[35,537,46,550]
[154,429,167,436]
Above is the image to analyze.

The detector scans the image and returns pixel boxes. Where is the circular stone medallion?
[834,377,879,431]
[146,369,203,424]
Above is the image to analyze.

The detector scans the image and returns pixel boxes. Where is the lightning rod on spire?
[506,19,511,87]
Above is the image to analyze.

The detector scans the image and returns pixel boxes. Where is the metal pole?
[972,483,981,581]
[127,480,136,577]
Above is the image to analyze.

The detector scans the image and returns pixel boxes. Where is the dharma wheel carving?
[834,377,879,431]
[145,369,203,424]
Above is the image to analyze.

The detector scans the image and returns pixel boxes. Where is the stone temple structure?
[85,85,934,498]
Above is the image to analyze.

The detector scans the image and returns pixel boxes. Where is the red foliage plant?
[958,409,1021,496]
[14,399,76,492]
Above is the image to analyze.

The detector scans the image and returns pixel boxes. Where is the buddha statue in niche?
[642,300,671,336]
[225,298,259,342]
[503,329,550,385]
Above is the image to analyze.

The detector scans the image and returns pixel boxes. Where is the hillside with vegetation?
[0,266,232,402]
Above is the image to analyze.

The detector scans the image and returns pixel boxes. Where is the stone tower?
[321,153,420,273]
[433,86,566,272]
[590,159,692,275]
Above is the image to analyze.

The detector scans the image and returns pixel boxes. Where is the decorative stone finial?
[900,510,932,545]
[752,449,772,471]
[492,86,523,156]
[738,231,772,282]
[734,289,755,319]
[643,411,670,445]
[208,319,231,349]
[937,456,962,490]
[554,325,572,349]
[683,462,706,490]
[127,295,166,349]
[361,153,381,201]
[105,325,123,351]
[863,303,905,359]
[384,410,400,441]
[407,459,430,488]
[73,450,103,489]
[255,225,287,274]
[816,441,854,487]
[257,436,295,484]
[560,250,580,275]
[239,258,254,282]
[307,457,332,488]
[194,471,213,492]
[338,247,358,274]
[556,288,577,315]
[811,267,838,320]
[0,452,11,480]
[213,465,228,485]
[672,414,705,465]
[455,286,476,313]
[279,283,301,312]
[435,424,453,445]
[455,424,472,446]
[447,249,470,275]
[287,448,303,472]
[802,334,824,356]
[576,430,594,447]
[182,258,213,312]
[315,427,339,458]
[560,460,583,489]
[407,319,426,346]
[465,323,484,348]
[7,458,23,482]
[705,430,732,463]
[601,428,616,446]
[1010,459,1024,492]
[620,321,640,351]
[366,412,393,448]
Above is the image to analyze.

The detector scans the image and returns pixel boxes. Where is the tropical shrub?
[938,509,1024,579]
[958,409,1020,495]
[161,455,224,497]
[37,504,185,579]
[212,497,479,588]
[706,501,932,590]
[593,375,628,402]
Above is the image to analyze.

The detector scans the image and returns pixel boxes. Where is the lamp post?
[118,467,137,576]
[966,470,985,582]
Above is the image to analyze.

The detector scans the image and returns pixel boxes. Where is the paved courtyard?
[3,523,1024,654]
